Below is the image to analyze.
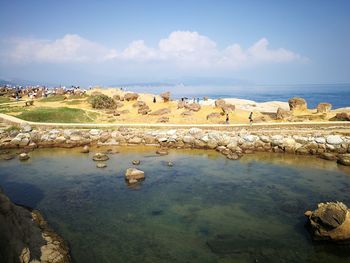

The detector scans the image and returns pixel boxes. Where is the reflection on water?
[0,147,350,263]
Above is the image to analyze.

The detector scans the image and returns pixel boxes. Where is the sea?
[119,83,350,109]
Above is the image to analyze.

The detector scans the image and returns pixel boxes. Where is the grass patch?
[0,97,11,104]
[40,95,66,102]
[0,105,27,114]
[4,125,20,132]
[62,99,84,105]
[15,107,96,123]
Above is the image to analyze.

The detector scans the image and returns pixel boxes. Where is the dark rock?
[92,153,109,161]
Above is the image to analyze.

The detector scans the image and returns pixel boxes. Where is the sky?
[0,0,349,86]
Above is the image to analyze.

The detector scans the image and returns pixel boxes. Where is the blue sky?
[0,0,349,86]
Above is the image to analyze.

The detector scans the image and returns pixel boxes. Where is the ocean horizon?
[119,83,350,109]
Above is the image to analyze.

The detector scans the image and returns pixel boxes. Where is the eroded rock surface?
[0,189,70,263]
[305,202,350,243]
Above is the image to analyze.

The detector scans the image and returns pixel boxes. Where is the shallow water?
[1,147,350,263]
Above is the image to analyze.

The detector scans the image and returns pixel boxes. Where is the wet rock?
[96,163,107,168]
[149,108,171,115]
[226,152,240,160]
[318,152,337,161]
[132,160,141,165]
[317,103,332,113]
[81,145,90,153]
[305,202,350,243]
[92,153,109,161]
[124,93,139,101]
[156,149,169,155]
[19,152,30,161]
[337,154,350,166]
[125,168,145,183]
[288,97,307,111]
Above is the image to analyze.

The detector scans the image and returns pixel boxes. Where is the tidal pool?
[1,147,350,263]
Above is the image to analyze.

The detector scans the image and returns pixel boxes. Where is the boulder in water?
[125,168,145,183]
[92,153,109,161]
[18,153,30,161]
[96,163,107,168]
[81,145,89,153]
[132,160,141,165]
[305,202,350,243]
[338,154,350,166]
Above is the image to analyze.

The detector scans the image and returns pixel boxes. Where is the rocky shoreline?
[1,123,350,166]
[0,189,70,263]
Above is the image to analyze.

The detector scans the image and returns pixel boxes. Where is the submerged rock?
[125,168,145,183]
[96,163,107,168]
[318,152,337,161]
[338,154,350,166]
[167,161,174,167]
[156,149,169,155]
[92,153,109,161]
[305,202,350,243]
[81,145,89,153]
[132,160,141,165]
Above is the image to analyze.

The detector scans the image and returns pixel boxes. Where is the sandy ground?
[2,87,349,124]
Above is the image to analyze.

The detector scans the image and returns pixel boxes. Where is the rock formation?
[125,168,145,184]
[149,108,171,115]
[184,103,201,112]
[317,103,332,113]
[0,189,70,263]
[288,97,307,111]
[92,153,109,161]
[124,93,139,101]
[276,107,292,120]
[305,202,350,243]
[160,92,170,102]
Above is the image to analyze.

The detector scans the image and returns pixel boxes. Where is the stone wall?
[1,125,350,163]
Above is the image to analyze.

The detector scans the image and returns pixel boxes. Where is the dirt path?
[1,113,350,135]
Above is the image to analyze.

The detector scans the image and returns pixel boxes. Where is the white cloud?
[4,31,305,69]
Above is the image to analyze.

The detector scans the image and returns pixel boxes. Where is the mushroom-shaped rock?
[215,99,226,108]
[317,103,332,113]
[92,153,109,161]
[276,107,292,120]
[288,97,307,111]
[19,153,30,161]
[125,168,145,183]
[149,108,171,115]
[124,93,139,101]
[160,92,171,102]
[305,202,350,243]
[81,145,90,153]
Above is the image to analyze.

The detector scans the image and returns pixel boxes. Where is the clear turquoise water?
[1,147,350,263]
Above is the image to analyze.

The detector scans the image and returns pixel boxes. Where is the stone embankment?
[1,123,350,165]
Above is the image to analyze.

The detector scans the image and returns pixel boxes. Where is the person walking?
[226,113,229,124]
[153,96,156,103]
[249,112,253,126]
